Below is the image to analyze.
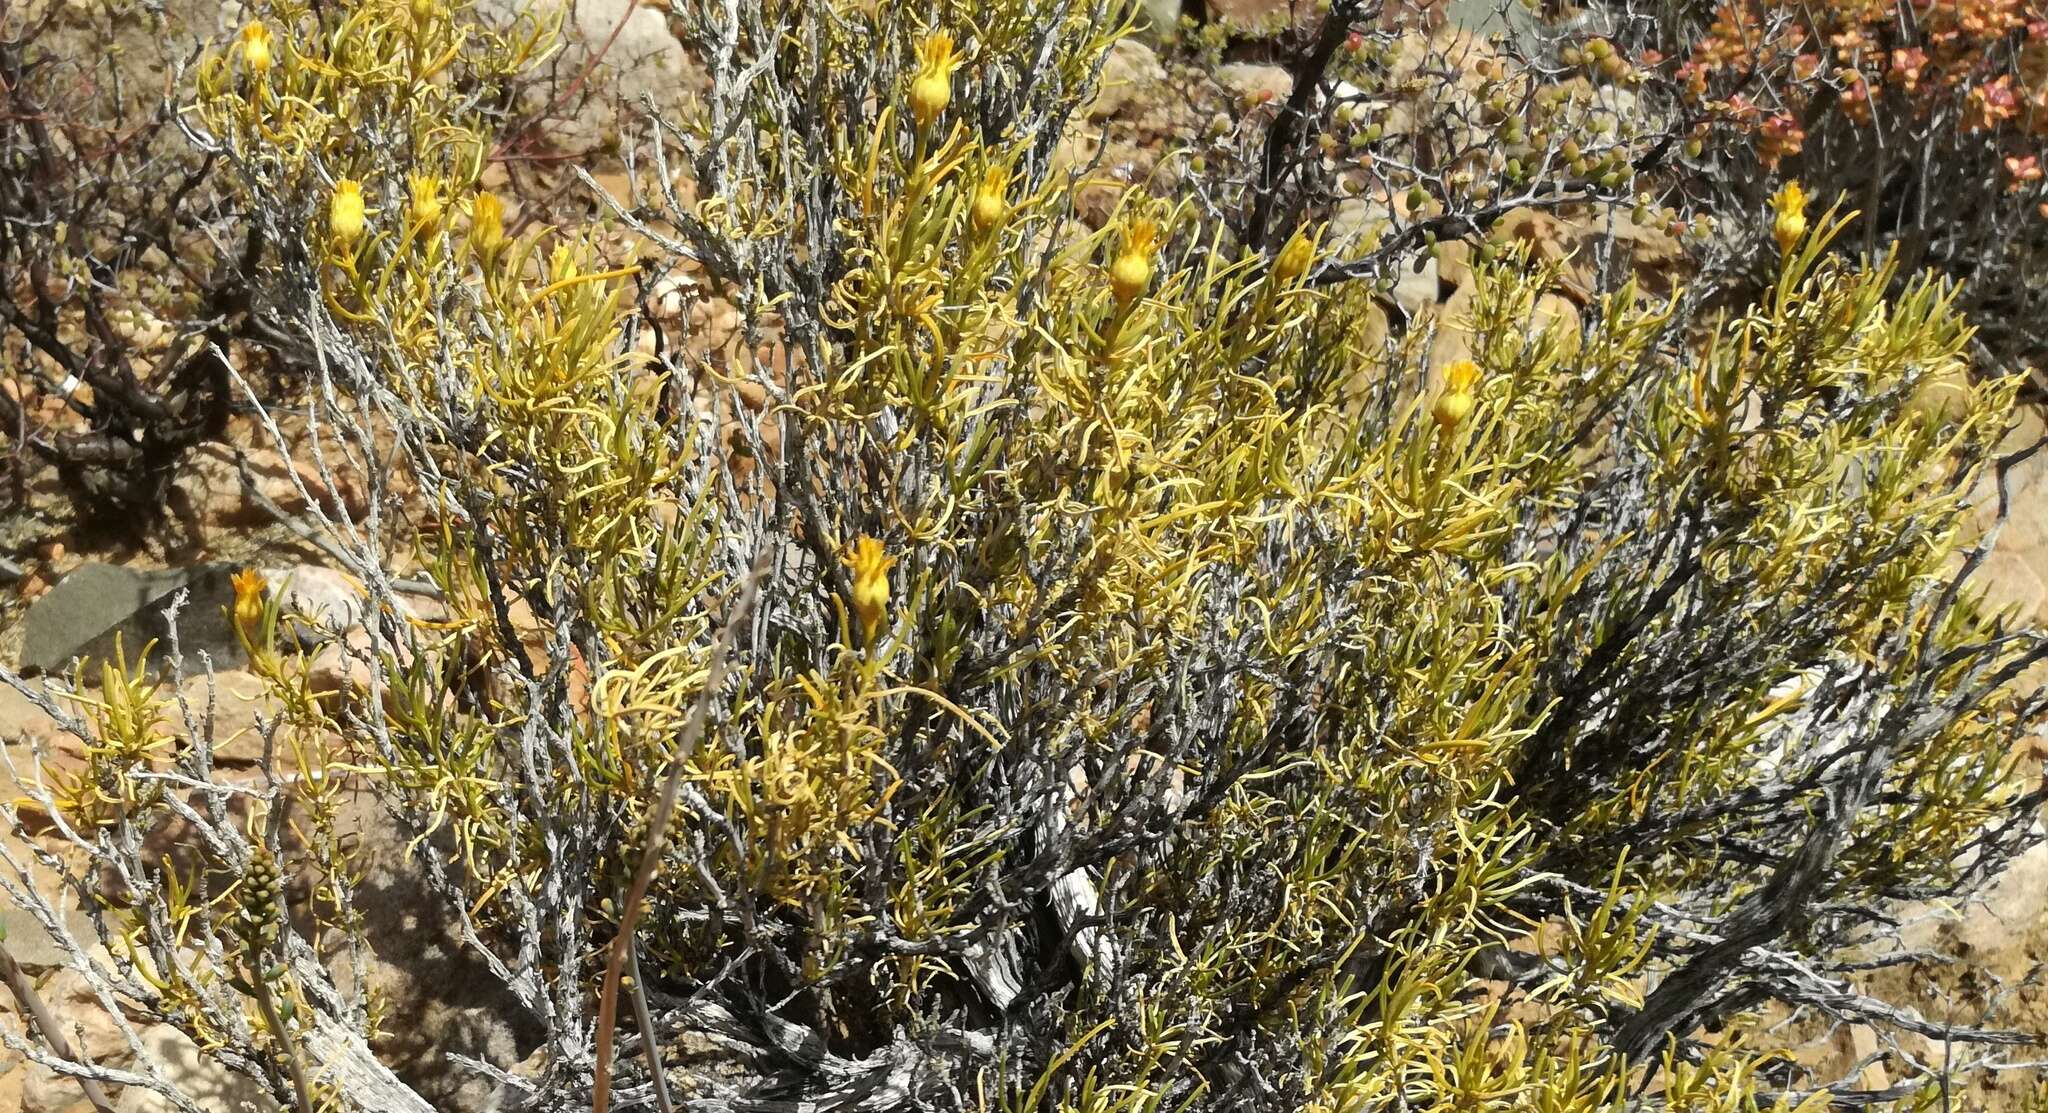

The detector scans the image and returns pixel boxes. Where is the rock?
[1905,362,1972,422]
[0,904,103,970]
[16,564,245,680]
[1392,252,1442,317]
[1435,0,1554,53]
[248,567,446,714]
[261,566,371,634]
[18,969,130,1113]
[1427,281,1479,375]
[1215,63,1292,108]
[114,1025,276,1113]
[176,444,367,532]
[0,682,72,764]
[476,0,702,153]
[1136,0,1182,39]
[1329,198,1392,259]
[1588,204,1689,294]
[1087,39,1167,120]
[1533,292,1582,355]
[179,670,286,771]
[1436,239,1474,289]
[687,298,742,356]
[1489,207,1592,302]
[332,792,545,1107]
[1976,549,2047,621]
[1207,0,1318,31]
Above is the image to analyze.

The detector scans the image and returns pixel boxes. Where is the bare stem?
[592,554,772,1113]
[0,941,119,1113]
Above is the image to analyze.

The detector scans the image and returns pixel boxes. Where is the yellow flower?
[1273,227,1316,284]
[469,190,506,260]
[239,22,274,75]
[909,32,964,130]
[1432,359,1482,430]
[1443,358,1482,394]
[230,568,268,654]
[1431,390,1476,429]
[843,536,898,644]
[1771,179,1808,253]
[329,179,367,245]
[1110,217,1160,306]
[407,174,444,234]
[970,165,1009,235]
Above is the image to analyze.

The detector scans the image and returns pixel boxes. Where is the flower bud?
[843,536,898,644]
[970,165,1009,235]
[230,568,268,659]
[910,32,964,130]
[1110,217,1160,306]
[1273,227,1315,283]
[1432,390,1476,429]
[469,190,506,261]
[1770,179,1808,253]
[1432,359,1482,430]
[407,174,444,234]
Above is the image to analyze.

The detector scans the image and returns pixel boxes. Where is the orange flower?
[231,568,268,656]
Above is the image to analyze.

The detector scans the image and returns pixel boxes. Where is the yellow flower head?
[1771,179,1808,253]
[1443,358,1482,394]
[469,190,506,260]
[1433,359,1483,430]
[1274,227,1317,284]
[1432,390,1476,430]
[230,568,268,651]
[970,164,1010,235]
[239,22,274,75]
[1110,217,1161,306]
[910,32,965,130]
[407,173,444,234]
[329,179,367,245]
[843,536,898,643]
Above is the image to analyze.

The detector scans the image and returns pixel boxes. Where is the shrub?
[1649,0,2048,372]
[0,0,237,535]
[1158,0,1698,314]
[1,1,2044,1112]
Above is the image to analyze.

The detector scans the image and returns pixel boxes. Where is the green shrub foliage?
[2,0,2044,1111]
